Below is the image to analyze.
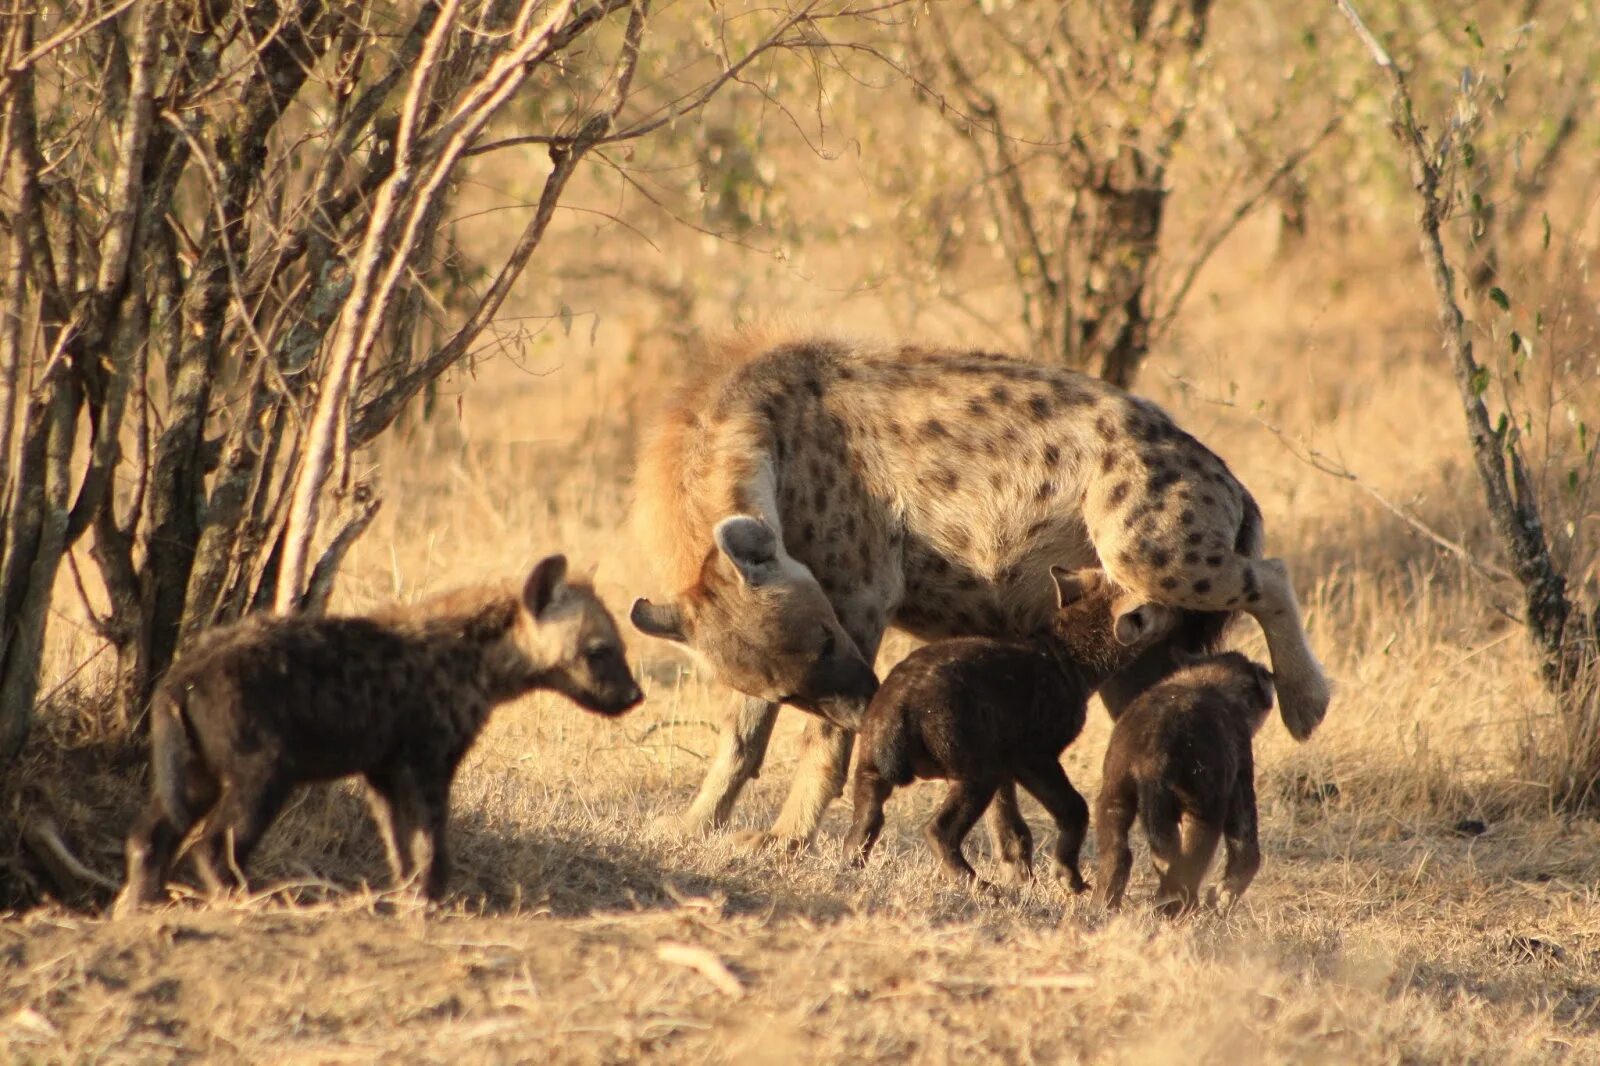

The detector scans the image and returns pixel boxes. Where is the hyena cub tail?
[147,687,207,830]
[868,706,917,787]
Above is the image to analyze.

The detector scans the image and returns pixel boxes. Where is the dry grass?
[5,48,1600,1064]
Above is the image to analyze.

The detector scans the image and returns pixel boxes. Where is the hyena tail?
[1135,778,1182,858]
[1099,492,1265,716]
[148,689,203,828]
[1235,491,1265,560]
[870,709,916,788]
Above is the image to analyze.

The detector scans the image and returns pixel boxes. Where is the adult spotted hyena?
[113,556,642,913]
[630,335,1330,851]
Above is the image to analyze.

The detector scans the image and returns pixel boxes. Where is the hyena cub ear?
[1050,565,1102,608]
[630,598,689,643]
[713,515,782,587]
[523,554,569,617]
[1252,663,1277,710]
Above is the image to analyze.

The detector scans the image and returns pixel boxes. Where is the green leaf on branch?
[1488,287,1510,311]
[1464,22,1484,48]
[1470,366,1492,396]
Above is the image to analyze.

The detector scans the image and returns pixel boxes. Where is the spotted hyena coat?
[630,335,1330,850]
[113,557,643,914]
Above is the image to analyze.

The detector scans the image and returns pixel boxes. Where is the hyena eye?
[584,646,613,668]
[819,633,837,657]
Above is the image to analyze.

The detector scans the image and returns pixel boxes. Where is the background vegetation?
[1,1,1598,1060]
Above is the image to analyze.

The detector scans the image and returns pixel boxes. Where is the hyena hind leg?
[1156,818,1222,918]
[1092,777,1138,911]
[844,768,894,868]
[1152,555,1331,742]
[986,783,1034,885]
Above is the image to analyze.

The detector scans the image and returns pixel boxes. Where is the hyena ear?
[523,554,568,618]
[630,598,689,643]
[714,515,782,588]
[1050,565,1097,608]
[1113,603,1172,646]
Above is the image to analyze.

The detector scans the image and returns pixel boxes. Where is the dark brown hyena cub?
[112,556,643,915]
[1092,651,1276,916]
[844,568,1177,889]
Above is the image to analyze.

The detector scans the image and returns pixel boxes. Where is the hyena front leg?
[659,695,780,837]
[745,615,885,853]
[746,719,855,854]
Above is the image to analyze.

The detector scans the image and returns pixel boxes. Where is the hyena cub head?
[630,515,878,728]
[512,555,644,716]
[1046,567,1180,683]
[1182,651,1277,734]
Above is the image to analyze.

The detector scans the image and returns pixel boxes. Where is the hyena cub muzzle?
[112,555,643,916]
[845,568,1177,891]
[1092,651,1276,917]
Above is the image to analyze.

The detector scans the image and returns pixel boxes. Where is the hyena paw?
[1278,672,1333,741]
[732,829,809,856]
[1208,885,1245,914]
[1051,863,1089,894]
[969,878,1006,903]
[994,860,1034,887]
[649,811,712,839]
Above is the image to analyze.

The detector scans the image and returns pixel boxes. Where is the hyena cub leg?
[1092,778,1138,911]
[924,780,999,886]
[1156,819,1222,918]
[985,784,1034,885]
[844,768,894,867]
[186,774,290,898]
[368,764,453,898]
[1212,771,1262,912]
[115,798,189,917]
[1013,762,1091,893]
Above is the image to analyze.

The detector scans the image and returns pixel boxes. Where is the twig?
[1167,370,1516,586]
[1155,115,1343,341]
[297,482,383,616]
[656,941,745,998]
[22,816,120,896]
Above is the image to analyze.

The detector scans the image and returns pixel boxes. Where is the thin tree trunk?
[1334,0,1573,683]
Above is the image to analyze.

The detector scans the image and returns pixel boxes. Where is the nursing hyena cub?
[845,569,1176,889]
[113,556,643,915]
[1092,652,1275,916]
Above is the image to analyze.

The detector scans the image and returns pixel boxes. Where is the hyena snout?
[564,646,645,716]
[792,647,879,731]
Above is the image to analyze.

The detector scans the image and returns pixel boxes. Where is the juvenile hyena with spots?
[113,557,642,914]
[630,334,1330,852]
[845,568,1176,889]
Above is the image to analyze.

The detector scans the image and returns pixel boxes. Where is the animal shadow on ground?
[18,770,853,923]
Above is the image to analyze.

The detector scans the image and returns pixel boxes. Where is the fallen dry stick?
[656,941,746,999]
[22,817,119,896]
